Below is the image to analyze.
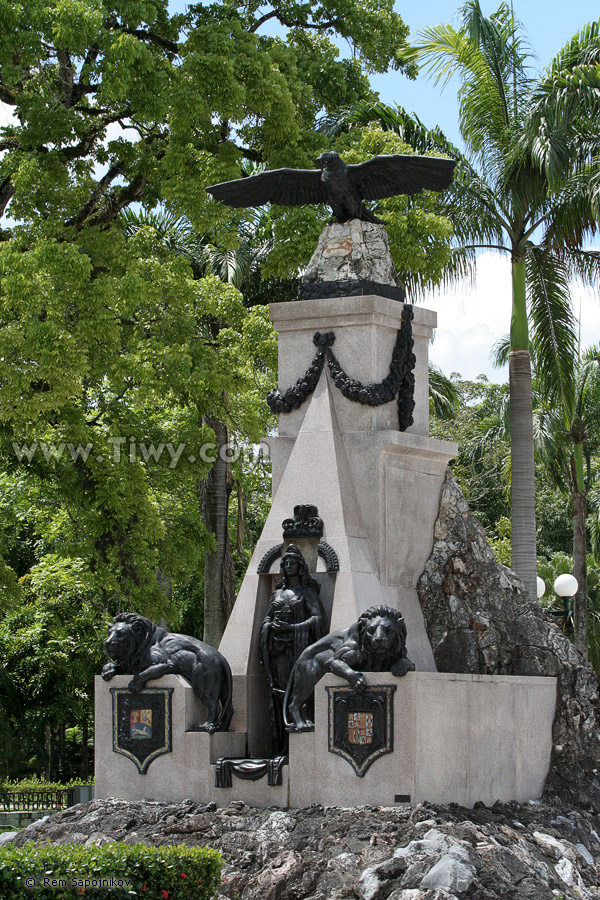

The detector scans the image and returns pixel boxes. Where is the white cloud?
[420,251,600,382]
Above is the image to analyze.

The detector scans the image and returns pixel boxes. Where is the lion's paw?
[350,674,367,691]
[101,664,117,681]
[392,658,415,677]
[189,722,216,734]
[128,678,143,693]
[286,721,315,733]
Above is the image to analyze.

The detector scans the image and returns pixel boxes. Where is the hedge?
[0,778,94,791]
[0,842,222,899]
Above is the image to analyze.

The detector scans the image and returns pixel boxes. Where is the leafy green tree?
[0,556,106,780]
[333,4,600,601]
[120,206,283,644]
[430,374,512,536]
[0,0,411,623]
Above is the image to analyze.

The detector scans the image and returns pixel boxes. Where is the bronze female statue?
[260,544,328,754]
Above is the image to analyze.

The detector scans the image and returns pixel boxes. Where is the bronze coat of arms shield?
[326,684,396,776]
[110,687,173,774]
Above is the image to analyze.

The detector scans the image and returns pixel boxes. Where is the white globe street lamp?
[551,573,578,627]
[536,576,546,600]
[554,574,578,598]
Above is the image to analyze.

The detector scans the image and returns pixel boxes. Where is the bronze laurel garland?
[266,305,415,431]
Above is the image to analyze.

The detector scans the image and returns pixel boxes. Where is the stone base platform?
[95,671,556,809]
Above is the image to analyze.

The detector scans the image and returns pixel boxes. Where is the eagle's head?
[316,151,342,170]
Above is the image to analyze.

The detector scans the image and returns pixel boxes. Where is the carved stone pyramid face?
[261,367,389,631]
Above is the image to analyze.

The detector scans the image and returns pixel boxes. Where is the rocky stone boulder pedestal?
[301,221,405,300]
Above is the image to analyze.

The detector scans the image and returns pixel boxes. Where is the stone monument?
[95,151,558,808]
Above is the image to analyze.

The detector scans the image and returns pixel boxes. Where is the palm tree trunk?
[201,417,235,648]
[509,257,537,601]
[572,443,588,658]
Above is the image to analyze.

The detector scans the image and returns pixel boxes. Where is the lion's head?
[104,612,155,671]
[356,605,408,670]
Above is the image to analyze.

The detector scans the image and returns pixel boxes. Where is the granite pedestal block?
[270,295,435,437]
[95,672,557,808]
[289,672,557,808]
[94,675,246,804]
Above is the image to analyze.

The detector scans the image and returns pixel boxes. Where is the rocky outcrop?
[302,221,402,287]
[417,471,600,771]
[9,797,600,899]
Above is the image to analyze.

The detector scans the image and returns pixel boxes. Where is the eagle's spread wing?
[349,154,456,200]
[206,168,326,208]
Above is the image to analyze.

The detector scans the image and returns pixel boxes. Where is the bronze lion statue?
[284,605,414,731]
[101,612,233,732]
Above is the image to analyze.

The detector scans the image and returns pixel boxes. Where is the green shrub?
[0,777,94,791]
[0,842,222,899]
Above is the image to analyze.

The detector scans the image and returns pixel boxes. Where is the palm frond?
[429,363,460,419]
[539,164,600,249]
[526,248,578,414]
[532,403,570,491]
[550,248,600,291]
[491,333,510,368]
[120,206,198,256]
[529,59,600,185]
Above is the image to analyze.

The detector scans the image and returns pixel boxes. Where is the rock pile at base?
[8,797,600,899]
[417,471,600,778]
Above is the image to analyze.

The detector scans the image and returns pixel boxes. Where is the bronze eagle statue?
[206,151,456,224]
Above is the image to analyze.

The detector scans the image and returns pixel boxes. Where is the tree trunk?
[509,350,537,601]
[81,717,89,780]
[45,724,51,781]
[573,487,588,659]
[509,257,537,602]
[201,417,235,648]
[58,721,65,780]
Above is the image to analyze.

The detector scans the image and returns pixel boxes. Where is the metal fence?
[0,789,75,812]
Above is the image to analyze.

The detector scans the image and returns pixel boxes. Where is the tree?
[533,350,600,657]
[0,0,413,630]
[120,206,282,644]
[332,3,600,601]
[430,373,512,537]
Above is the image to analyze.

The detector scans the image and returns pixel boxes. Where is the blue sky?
[369,1,600,148]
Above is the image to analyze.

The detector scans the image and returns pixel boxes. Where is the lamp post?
[552,573,579,627]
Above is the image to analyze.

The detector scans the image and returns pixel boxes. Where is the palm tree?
[331,3,600,601]
[534,350,600,658]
